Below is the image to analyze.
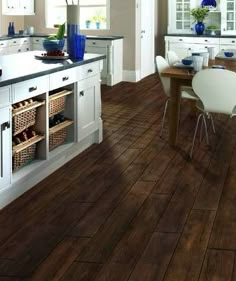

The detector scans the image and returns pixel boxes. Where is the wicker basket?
[12,101,45,136]
[49,119,74,151]
[13,135,45,171]
[13,143,36,171]
[49,90,72,117]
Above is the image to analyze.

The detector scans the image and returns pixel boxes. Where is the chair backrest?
[192,68,236,115]
[166,50,180,66]
[155,56,170,97]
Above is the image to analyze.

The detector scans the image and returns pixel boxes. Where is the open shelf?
[13,135,45,154]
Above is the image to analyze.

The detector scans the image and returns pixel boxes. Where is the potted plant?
[85,20,91,29]
[190,7,209,35]
[92,15,106,29]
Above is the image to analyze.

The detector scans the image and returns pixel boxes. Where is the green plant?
[47,22,66,40]
[190,7,209,23]
[85,19,91,24]
[207,25,219,30]
[92,15,106,23]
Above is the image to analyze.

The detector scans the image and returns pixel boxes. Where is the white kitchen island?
[0,51,105,209]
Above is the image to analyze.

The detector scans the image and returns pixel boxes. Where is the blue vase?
[195,22,205,35]
[201,0,216,7]
[96,22,101,29]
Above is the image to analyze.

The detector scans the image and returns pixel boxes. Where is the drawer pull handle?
[80,91,84,96]
[62,76,69,81]
[179,39,183,41]
[232,41,235,43]
[18,49,21,52]
[87,69,93,73]
[205,40,208,42]
[92,42,96,45]
[13,41,16,44]
[29,86,37,92]
[1,121,10,131]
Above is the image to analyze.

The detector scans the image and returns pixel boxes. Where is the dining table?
[161,56,236,147]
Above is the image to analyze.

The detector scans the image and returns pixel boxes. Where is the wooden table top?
[161,58,236,80]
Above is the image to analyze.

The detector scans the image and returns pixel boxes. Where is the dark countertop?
[166,33,236,38]
[0,34,124,41]
[0,51,105,87]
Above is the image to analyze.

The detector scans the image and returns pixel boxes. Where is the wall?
[0,0,24,35]
[24,0,137,71]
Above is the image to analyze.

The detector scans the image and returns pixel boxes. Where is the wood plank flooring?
[1,74,236,280]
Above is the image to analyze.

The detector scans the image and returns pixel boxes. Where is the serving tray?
[35,53,69,60]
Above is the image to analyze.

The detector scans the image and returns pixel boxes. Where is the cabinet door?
[168,0,195,34]
[77,75,100,141]
[0,106,11,191]
[21,0,34,15]
[169,42,192,59]
[221,0,236,35]
[85,46,108,77]
[2,0,20,15]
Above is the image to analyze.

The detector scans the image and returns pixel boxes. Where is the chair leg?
[159,98,169,137]
[200,117,204,143]
[210,114,216,134]
[190,113,203,158]
[203,114,209,145]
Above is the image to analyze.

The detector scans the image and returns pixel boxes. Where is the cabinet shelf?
[13,135,45,154]
[12,100,45,117]
[49,119,74,135]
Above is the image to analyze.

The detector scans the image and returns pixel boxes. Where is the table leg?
[168,78,181,146]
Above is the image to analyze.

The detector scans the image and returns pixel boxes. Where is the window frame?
[45,0,110,30]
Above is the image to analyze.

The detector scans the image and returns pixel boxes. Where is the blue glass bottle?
[11,22,15,35]
[8,22,12,36]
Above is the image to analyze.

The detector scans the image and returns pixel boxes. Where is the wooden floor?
[1,74,236,281]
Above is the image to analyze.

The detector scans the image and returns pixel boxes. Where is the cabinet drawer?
[19,37,30,45]
[12,76,49,103]
[9,38,21,46]
[49,68,76,90]
[77,62,100,81]
[220,38,236,45]
[0,40,9,48]
[0,86,11,107]
[86,40,109,47]
[32,37,45,45]
[166,36,219,45]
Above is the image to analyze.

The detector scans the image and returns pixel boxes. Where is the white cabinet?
[85,38,123,86]
[77,75,100,142]
[221,0,236,35]
[219,37,236,50]
[32,37,45,51]
[168,0,196,34]
[2,0,34,15]
[0,40,9,55]
[8,38,31,54]
[165,36,220,59]
[76,62,101,141]
[0,87,12,191]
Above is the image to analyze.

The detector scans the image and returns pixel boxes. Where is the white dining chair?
[190,68,236,158]
[155,56,198,137]
[166,50,180,66]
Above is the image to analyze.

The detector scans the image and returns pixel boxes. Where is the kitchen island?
[0,51,105,209]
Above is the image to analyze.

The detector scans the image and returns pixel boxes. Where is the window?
[45,0,110,30]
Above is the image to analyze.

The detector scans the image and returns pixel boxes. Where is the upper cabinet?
[221,0,236,34]
[168,0,236,35]
[2,0,34,15]
[168,0,195,34]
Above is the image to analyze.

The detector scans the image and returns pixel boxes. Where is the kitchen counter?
[166,33,236,38]
[0,51,105,87]
[0,50,104,209]
[0,34,124,41]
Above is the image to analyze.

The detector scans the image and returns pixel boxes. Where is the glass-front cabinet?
[221,0,236,34]
[168,0,195,33]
